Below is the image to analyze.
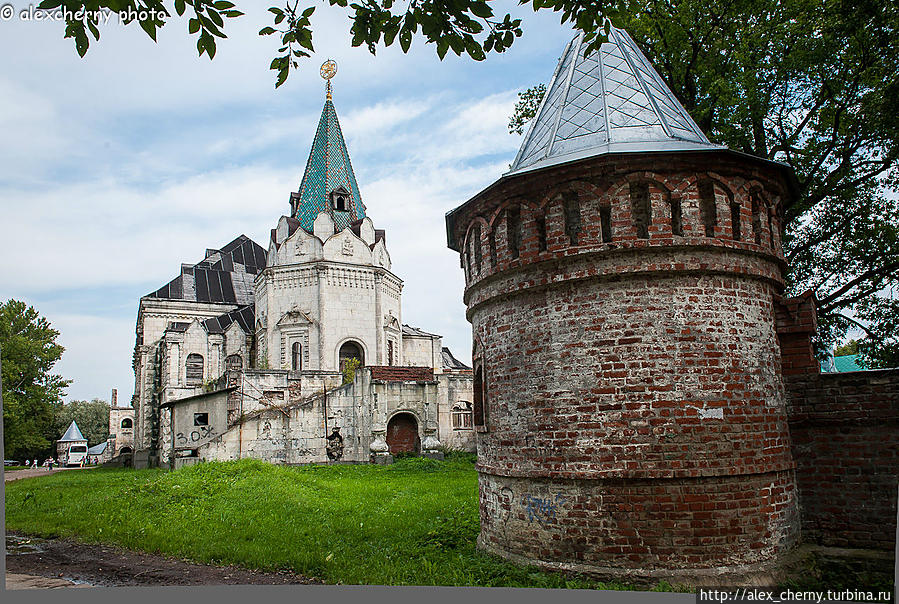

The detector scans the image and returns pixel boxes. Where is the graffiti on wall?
[176,425,216,446]
[522,493,567,525]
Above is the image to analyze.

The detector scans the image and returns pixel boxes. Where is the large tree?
[54,399,111,446]
[1,300,71,460]
[509,0,899,368]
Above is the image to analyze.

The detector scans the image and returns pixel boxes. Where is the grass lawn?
[4,454,677,589]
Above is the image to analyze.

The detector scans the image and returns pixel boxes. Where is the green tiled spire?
[295,93,366,232]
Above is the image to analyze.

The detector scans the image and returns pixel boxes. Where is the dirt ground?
[5,532,322,588]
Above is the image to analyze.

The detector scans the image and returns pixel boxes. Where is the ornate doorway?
[386,413,420,455]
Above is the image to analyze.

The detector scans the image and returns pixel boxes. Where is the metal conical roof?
[59,420,86,442]
[295,96,366,232]
[509,27,722,176]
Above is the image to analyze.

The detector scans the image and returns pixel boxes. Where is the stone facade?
[163,365,473,467]
[131,84,473,468]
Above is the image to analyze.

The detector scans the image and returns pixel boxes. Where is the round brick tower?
[445,29,800,581]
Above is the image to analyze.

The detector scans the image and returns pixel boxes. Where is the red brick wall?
[785,369,899,550]
[450,151,800,574]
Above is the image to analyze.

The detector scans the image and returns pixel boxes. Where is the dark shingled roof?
[145,235,265,305]
[203,304,255,334]
[402,324,441,338]
[441,347,470,370]
[166,322,191,333]
[369,366,435,382]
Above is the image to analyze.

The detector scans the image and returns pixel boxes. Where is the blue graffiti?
[522,493,567,525]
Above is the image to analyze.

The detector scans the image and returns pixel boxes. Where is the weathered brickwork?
[785,370,899,550]
[479,471,798,574]
[448,150,800,577]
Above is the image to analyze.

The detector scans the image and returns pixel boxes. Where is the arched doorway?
[338,341,364,372]
[386,413,420,455]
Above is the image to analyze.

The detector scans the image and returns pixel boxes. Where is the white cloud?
[1,1,578,401]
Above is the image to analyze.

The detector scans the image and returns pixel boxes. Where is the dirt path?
[4,467,93,482]
[5,532,322,588]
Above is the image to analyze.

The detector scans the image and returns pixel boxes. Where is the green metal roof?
[295,98,366,232]
[833,354,864,372]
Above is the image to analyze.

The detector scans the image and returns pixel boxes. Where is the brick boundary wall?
[777,293,899,551]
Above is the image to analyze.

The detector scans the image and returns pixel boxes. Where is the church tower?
[254,62,403,375]
[446,29,799,581]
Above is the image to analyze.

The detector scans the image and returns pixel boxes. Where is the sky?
[0,2,577,404]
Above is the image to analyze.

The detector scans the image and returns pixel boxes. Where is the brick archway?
[386,413,420,455]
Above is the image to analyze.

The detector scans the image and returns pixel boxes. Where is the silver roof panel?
[508,28,723,176]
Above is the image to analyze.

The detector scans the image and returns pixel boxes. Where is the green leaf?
[139,19,158,42]
[175,0,186,16]
[302,6,315,17]
[399,27,412,52]
[259,26,276,35]
[466,38,485,61]
[437,39,448,60]
[470,2,493,18]
[189,18,200,34]
[213,0,235,8]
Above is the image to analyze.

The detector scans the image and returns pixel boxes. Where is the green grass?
[4,455,676,589]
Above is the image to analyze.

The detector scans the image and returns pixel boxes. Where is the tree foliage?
[38,0,641,88]
[833,339,858,358]
[509,0,899,368]
[341,357,361,385]
[1,299,71,460]
[54,399,111,446]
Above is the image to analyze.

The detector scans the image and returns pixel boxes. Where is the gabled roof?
[87,441,108,455]
[509,27,721,176]
[295,96,366,232]
[203,304,255,334]
[441,347,470,370]
[144,235,265,306]
[59,420,86,443]
[402,324,441,338]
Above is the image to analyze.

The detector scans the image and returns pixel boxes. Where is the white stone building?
[131,78,474,469]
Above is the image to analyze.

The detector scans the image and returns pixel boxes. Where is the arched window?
[730,200,742,240]
[339,341,364,372]
[670,196,683,236]
[750,192,762,244]
[387,340,395,366]
[563,192,581,245]
[600,205,613,242]
[471,223,482,274]
[226,354,242,371]
[535,211,547,251]
[473,366,486,428]
[452,401,473,430]
[186,354,204,386]
[630,181,651,239]
[507,206,521,259]
[488,228,497,268]
[120,418,133,429]
[699,180,717,237]
[291,342,302,371]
